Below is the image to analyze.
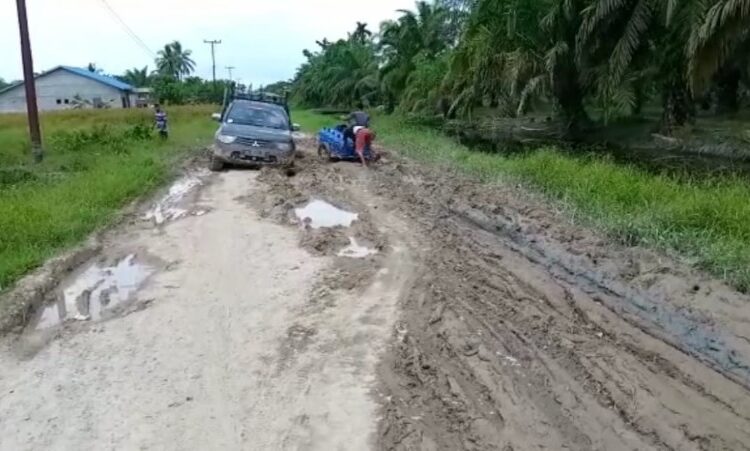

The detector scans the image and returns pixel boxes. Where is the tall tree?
[445,0,590,129]
[156,41,196,80]
[121,66,150,87]
[689,0,750,89]
[351,22,373,43]
[578,0,710,131]
[379,1,450,110]
[688,0,750,112]
[294,38,379,107]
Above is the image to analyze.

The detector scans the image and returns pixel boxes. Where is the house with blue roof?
[0,66,148,113]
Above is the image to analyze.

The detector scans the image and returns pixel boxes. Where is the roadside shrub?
[123,122,153,141]
[49,123,153,155]
[0,167,38,187]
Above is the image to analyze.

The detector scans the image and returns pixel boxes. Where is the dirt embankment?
[284,136,750,450]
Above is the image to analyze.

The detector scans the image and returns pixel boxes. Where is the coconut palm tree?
[156,41,196,80]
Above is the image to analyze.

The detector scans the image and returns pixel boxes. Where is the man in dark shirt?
[347,110,370,128]
[343,106,370,144]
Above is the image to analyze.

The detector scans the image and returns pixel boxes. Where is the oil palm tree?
[445,0,590,129]
[379,1,450,110]
[578,0,710,130]
[156,41,196,80]
[689,0,750,86]
[688,0,750,112]
[122,66,150,87]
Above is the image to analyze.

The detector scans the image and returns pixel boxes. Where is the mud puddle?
[143,171,209,225]
[34,254,155,329]
[337,237,378,258]
[294,199,358,229]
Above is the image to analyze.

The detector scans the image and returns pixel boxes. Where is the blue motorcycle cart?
[317,125,378,162]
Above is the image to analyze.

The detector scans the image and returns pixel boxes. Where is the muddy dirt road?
[0,162,415,450]
[2,136,750,450]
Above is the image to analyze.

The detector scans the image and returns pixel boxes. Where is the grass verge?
[295,110,750,292]
[0,106,216,290]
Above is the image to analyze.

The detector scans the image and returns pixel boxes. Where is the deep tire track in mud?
[285,137,750,451]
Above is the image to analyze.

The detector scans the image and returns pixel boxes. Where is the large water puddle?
[35,254,154,330]
[338,238,378,258]
[144,173,206,225]
[295,200,358,229]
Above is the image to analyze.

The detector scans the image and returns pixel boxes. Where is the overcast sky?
[0,0,415,86]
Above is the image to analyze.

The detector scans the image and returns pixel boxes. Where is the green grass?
[291,109,342,133]
[295,110,750,292]
[0,106,216,290]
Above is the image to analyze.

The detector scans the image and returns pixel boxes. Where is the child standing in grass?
[154,105,168,139]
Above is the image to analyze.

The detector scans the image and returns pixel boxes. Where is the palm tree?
[351,22,373,43]
[379,1,450,110]
[156,41,196,80]
[122,66,150,87]
[688,0,750,112]
[443,0,590,129]
[294,38,380,107]
[578,0,710,131]
[689,0,750,86]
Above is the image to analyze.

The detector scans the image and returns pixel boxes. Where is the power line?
[98,0,155,58]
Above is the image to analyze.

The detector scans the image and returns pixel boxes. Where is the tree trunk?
[714,65,741,115]
[552,65,589,138]
[660,76,694,135]
[633,79,647,116]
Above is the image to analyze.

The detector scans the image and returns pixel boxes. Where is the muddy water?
[337,237,378,258]
[35,254,153,329]
[143,172,207,225]
[294,199,358,228]
[452,127,750,178]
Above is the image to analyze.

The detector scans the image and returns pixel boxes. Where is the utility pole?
[203,39,221,85]
[16,0,42,162]
[225,66,235,82]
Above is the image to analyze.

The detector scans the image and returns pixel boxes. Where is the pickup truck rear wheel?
[209,155,224,172]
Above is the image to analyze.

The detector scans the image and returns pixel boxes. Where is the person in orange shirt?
[353,125,375,167]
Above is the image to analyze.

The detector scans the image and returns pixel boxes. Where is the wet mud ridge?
[275,138,750,450]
